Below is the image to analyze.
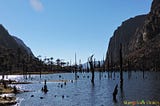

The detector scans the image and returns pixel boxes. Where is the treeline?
[0,46,73,75]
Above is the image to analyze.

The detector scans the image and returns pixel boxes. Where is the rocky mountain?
[0,24,19,49]
[13,36,34,56]
[0,24,36,74]
[0,24,34,56]
[106,0,160,70]
[0,24,66,74]
[106,15,146,64]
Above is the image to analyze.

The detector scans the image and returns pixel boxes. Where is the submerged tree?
[42,80,48,93]
[74,53,77,80]
[113,84,118,102]
[119,43,123,90]
[88,55,94,85]
[107,52,110,71]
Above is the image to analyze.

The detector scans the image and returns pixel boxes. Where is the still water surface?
[1,71,160,106]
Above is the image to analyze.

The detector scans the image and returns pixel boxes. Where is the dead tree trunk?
[75,53,77,80]
[120,43,123,89]
[88,55,94,85]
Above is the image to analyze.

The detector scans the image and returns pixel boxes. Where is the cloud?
[29,0,44,12]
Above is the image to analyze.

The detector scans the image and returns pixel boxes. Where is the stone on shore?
[0,96,17,105]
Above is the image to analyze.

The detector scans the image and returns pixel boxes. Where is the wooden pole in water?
[120,43,123,89]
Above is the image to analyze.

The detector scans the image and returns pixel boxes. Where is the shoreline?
[0,95,17,105]
[0,70,72,76]
[0,70,158,76]
[0,79,33,105]
[0,84,17,105]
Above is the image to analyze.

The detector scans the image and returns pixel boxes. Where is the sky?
[0,0,152,64]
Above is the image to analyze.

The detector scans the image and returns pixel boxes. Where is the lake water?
[1,71,160,106]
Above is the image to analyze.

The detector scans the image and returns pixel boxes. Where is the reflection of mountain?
[105,0,160,70]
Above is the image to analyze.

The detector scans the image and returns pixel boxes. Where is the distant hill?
[105,0,160,70]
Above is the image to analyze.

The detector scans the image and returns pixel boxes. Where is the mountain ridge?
[13,36,34,56]
[106,15,146,64]
[0,24,34,56]
[105,0,160,70]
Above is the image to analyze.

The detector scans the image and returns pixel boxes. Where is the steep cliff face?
[106,0,160,70]
[133,0,160,44]
[106,15,146,64]
[127,0,160,70]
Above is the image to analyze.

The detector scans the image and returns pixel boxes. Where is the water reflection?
[0,71,160,106]
[90,84,95,106]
